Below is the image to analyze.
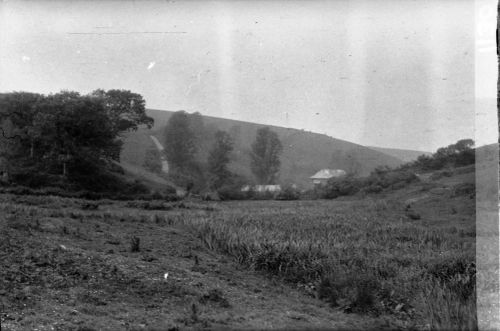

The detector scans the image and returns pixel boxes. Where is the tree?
[0,90,152,189]
[250,127,283,184]
[32,91,118,176]
[188,111,210,162]
[164,111,197,171]
[189,112,205,142]
[91,89,153,136]
[207,130,233,189]
[0,92,42,159]
[452,139,474,153]
[0,117,20,182]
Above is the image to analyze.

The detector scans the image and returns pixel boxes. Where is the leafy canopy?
[0,89,153,184]
[207,130,234,189]
[250,127,283,184]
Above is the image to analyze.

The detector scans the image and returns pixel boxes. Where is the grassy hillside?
[367,146,432,163]
[121,109,406,188]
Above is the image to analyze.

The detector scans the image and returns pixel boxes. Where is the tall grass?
[419,276,477,330]
[175,199,476,328]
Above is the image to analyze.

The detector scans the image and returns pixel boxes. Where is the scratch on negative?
[67,31,187,35]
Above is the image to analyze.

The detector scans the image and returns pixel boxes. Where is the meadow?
[0,176,480,330]
[177,197,477,330]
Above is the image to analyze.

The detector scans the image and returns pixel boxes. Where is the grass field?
[177,196,477,330]
[0,173,481,331]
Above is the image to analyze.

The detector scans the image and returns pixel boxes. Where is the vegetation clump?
[130,236,140,252]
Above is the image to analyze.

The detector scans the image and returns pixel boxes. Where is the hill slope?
[367,146,432,163]
[121,109,407,188]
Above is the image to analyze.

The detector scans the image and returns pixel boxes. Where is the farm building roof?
[310,169,346,179]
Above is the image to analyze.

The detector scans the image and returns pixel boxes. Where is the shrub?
[365,184,383,194]
[276,185,300,200]
[350,275,380,314]
[317,276,342,307]
[199,289,230,308]
[430,169,453,180]
[125,180,150,195]
[320,176,363,199]
[320,168,419,199]
[253,190,277,200]
[317,272,381,314]
[217,185,247,200]
[168,167,206,194]
[451,183,475,197]
[150,189,178,201]
[130,237,140,252]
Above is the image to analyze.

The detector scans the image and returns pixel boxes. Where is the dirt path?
[150,135,169,174]
[0,198,390,331]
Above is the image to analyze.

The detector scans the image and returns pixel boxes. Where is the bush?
[320,176,363,199]
[430,169,453,180]
[217,185,247,200]
[276,185,300,200]
[318,167,419,199]
[317,272,381,314]
[11,172,63,189]
[365,184,383,194]
[130,237,140,252]
[150,188,178,201]
[301,189,320,200]
[199,289,230,308]
[168,166,206,194]
[451,183,475,197]
[253,190,278,200]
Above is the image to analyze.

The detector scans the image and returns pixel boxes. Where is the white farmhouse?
[310,169,346,185]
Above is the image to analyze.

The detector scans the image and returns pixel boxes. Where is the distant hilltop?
[366,146,432,163]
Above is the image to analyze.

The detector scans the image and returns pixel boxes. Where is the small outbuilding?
[310,169,346,185]
[241,185,282,193]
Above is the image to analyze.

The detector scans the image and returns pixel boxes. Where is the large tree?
[0,90,152,181]
[250,127,283,184]
[164,111,197,171]
[207,130,233,189]
[32,91,118,176]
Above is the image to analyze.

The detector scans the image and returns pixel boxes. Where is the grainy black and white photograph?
[0,1,499,330]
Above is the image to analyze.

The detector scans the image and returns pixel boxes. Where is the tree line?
[0,90,153,189]
[0,90,284,194]
[162,111,283,195]
[403,139,475,171]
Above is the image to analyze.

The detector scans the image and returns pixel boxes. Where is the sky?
[0,0,496,152]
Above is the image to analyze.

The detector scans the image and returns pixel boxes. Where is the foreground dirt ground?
[0,195,398,331]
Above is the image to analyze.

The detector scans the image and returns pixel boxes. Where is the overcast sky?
[0,0,494,152]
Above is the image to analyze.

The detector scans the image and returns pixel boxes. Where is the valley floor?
[1,195,392,331]
[0,172,481,330]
